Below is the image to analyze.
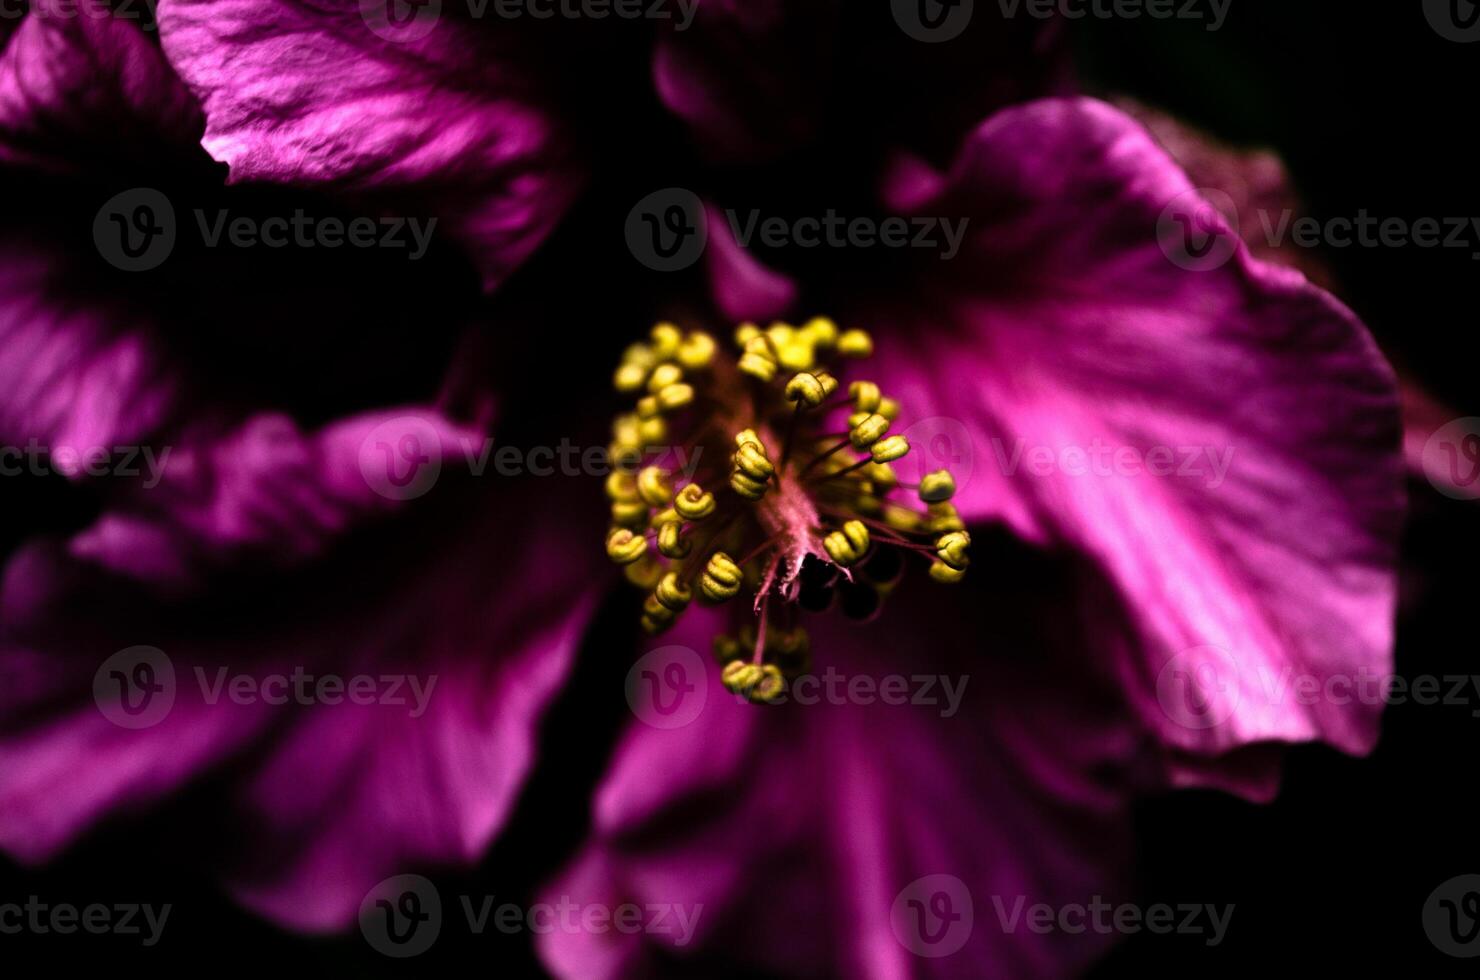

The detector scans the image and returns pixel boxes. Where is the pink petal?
[867,98,1404,776]
[0,0,206,171]
[538,564,1144,978]
[0,473,604,931]
[156,0,584,290]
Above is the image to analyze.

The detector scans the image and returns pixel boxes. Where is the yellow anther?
[638,416,667,446]
[722,660,762,694]
[849,413,891,450]
[612,413,641,444]
[657,519,691,559]
[855,493,883,516]
[919,470,956,503]
[785,372,830,407]
[637,466,672,507]
[650,322,682,360]
[926,501,966,533]
[657,383,694,411]
[823,519,870,566]
[929,560,967,584]
[674,483,717,521]
[877,397,900,421]
[642,594,677,632]
[652,506,680,526]
[655,571,693,611]
[776,342,815,372]
[734,443,774,481]
[850,380,881,412]
[608,442,641,469]
[614,362,648,393]
[713,634,744,664]
[749,664,786,703]
[870,435,910,463]
[800,317,838,348]
[677,331,716,370]
[730,471,769,500]
[621,342,657,369]
[605,528,647,565]
[737,351,777,382]
[636,395,661,419]
[837,329,873,358]
[611,498,649,526]
[700,552,744,602]
[624,556,663,590]
[884,504,924,533]
[735,322,761,346]
[936,530,971,570]
[605,472,639,501]
[865,462,897,492]
[647,362,683,393]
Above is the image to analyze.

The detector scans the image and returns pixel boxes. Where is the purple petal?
[537,565,1143,978]
[868,98,1404,776]
[156,0,583,290]
[0,0,206,171]
[0,472,603,931]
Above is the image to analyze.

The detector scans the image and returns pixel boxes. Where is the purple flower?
[1,1,1405,974]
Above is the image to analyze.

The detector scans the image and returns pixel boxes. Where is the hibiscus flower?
[1,2,1405,976]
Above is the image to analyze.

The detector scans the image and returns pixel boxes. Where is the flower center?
[603,318,970,703]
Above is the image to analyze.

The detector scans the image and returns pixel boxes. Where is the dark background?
[2,1,1476,975]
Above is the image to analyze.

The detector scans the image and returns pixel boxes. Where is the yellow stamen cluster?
[730,429,775,500]
[604,319,972,699]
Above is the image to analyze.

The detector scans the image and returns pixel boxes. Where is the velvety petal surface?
[538,550,1146,979]
[0,0,206,171]
[157,0,583,290]
[0,466,604,931]
[867,98,1403,781]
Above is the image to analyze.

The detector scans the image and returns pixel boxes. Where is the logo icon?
[1421,418,1480,501]
[1425,0,1480,41]
[1156,644,1240,730]
[625,645,707,728]
[359,416,445,500]
[1156,188,1240,272]
[891,874,973,957]
[93,646,176,729]
[625,188,707,272]
[360,874,442,957]
[93,189,176,272]
[891,0,973,42]
[1424,875,1480,957]
[360,0,442,41]
[900,416,976,494]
